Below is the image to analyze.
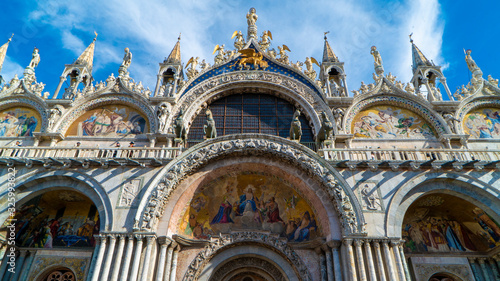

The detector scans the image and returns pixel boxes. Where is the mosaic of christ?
[179,172,320,242]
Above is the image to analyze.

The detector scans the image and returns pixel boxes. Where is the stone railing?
[1,146,499,169]
[0,146,182,160]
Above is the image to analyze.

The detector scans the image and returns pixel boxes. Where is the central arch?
[135,134,365,236]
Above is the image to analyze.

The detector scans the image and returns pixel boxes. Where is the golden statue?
[234,48,268,70]
[247,8,258,26]
[232,31,245,50]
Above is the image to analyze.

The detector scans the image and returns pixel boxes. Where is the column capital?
[353,239,364,247]
[468,257,477,263]
[372,240,381,249]
[478,258,487,264]
[363,239,372,246]
[493,255,500,262]
[145,235,157,244]
[108,234,117,241]
[320,244,330,252]
[158,236,173,246]
[342,238,353,246]
[134,234,144,240]
[390,240,401,247]
[327,240,341,249]
[117,234,126,241]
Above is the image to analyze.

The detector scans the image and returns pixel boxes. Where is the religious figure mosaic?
[179,172,320,242]
[464,107,500,138]
[7,190,100,248]
[402,194,500,253]
[0,107,40,137]
[352,105,436,139]
[66,105,147,137]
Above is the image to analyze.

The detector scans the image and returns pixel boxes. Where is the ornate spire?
[322,33,338,63]
[166,34,182,64]
[75,32,97,72]
[0,34,14,74]
[410,35,433,72]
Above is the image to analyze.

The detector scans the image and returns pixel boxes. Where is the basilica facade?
[0,8,500,281]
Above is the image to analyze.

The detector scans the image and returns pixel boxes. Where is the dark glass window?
[188,93,314,148]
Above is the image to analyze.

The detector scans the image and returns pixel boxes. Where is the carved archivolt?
[344,95,448,136]
[210,257,285,281]
[56,94,157,135]
[135,134,364,236]
[183,232,309,281]
[170,71,332,134]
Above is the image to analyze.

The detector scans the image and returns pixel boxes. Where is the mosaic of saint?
[66,105,147,137]
[464,108,500,138]
[402,194,500,253]
[352,106,436,139]
[179,172,320,242]
[5,190,100,248]
[0,107,40,137]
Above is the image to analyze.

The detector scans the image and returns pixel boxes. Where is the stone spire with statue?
[118,47,132,77]
[246,8,258,41]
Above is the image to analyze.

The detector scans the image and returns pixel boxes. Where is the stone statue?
[465,49,479,73]
[247,8,258,26]
[259,30,272,51]
[213,44,226,65]
[289,109,302,141]
[47,107,61,131]
[277,45,290,64]
[121,47,132,69]
[200,59,210,71]
[203,108,217,139]
[370,46,382,66]
[28,47,40,68]
[173,109,187,142]
[232,31,245,50]
[186,57,199,80]
[157,103,170,133]
[488,75,499,87]
[333,108,344,132]
[443,113,459,134]
[316,111,333,149]
[360,81,369,94]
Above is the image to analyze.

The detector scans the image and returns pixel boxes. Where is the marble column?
[397,242,411,281]
[381,240,398,281]
[0,247,10,280]
[488,258,499,281]
[322,245,334,281]
[110,235,126,281]
[316,247,327,281]
[85,236,101,281]
[363,240,377,281]
[19,250,35,281]
[100,234,116,281]
[129,235,144,281]
[478,258,492,281]
[354,240,367,281]
[90,235,107,281]
[328,241,343,281]
[468,258,482,281]
[156,237,172,281]
[494,255,500,271]
[10,250,26,281]
[169,247,179,281]
[372,241,386,281]
[164,242,177,281]
[343,239,357,281]
[140,235,156,281]
[391,241,406,281]
[120,235,135,281]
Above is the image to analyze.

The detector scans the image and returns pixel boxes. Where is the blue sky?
[0,0,498,99]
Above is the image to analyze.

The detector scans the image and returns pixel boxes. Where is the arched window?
[188,93,314,148]
[41,268,75,281]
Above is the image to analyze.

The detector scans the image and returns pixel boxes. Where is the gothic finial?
[324,31,330,40]
[8,34,14,42]
[178,33,181,41]
[93,31,98,41]
[409,33,413,43]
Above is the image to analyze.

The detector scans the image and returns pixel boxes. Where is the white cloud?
[1,56,24,82]
[27,0,445,94]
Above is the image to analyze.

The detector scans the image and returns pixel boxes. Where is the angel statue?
[259,30,272,51]
[232,31,245,50]
[200,59,210,71]
[370,46,382,66]
[277,45,291,64]
[213,44,226,65]
[185,57,199,80]
[304,57,319,80]
[28,47,40,69]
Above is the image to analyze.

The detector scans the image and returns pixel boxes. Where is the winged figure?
[235,48,268,70]
[277,45,290,64]
[259,30,272,51]
[232,31,245,50]
[213,44,226,65]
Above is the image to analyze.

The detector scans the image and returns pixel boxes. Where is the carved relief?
[358,182,383,212]
[119,178,142,207]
